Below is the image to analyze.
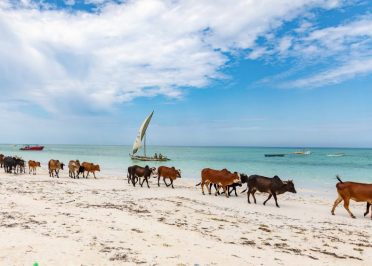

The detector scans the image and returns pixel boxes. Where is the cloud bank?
[0,0,349,113]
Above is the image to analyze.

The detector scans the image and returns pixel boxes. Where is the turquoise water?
[1,145,371,191]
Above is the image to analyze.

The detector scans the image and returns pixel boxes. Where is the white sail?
[132,111,154,154]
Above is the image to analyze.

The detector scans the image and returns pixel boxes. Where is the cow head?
[232,172,242,185]
[36,162,41,167]
[95,164,101,171]
[240,173,249,184]
[150,167,157,175]
[176,169,181,178]
[284,180,296,193]
[60,163,65,170]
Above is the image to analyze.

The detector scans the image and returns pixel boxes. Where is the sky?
[1,0,372,147]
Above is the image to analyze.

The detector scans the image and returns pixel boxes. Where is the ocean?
[1,145,372,193]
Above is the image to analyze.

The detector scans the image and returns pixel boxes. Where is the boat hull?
[20,146,44,151]
[130,155,170,161]
[265,154,285,157]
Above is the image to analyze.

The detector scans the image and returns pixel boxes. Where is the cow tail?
[336,175,343,183]
[240,188,247,194]
[195,182,201,186]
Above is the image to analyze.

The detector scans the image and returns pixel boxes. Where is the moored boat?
[327,153,345,157]
[265,154,286,157]
[20,145,44,151]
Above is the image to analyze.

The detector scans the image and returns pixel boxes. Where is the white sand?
[0,168,371,266]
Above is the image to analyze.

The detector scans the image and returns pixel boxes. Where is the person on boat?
[154,153,158,159]
[159,153,163,159]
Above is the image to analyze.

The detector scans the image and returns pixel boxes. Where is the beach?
[0,168,371,266]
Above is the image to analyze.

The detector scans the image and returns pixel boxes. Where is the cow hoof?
[352,216,356,219]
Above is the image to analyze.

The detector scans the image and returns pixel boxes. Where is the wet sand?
[0,169,371,265]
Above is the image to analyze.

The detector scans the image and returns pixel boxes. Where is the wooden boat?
[19,145,44,151]
[129,111,170,161]
[265,154,285,157]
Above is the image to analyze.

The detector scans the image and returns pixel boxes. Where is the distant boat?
[20,145,44,151]
[291,150,311,155]
[129,111,170,161]
[265,154,286,157]
[327,153,345,157]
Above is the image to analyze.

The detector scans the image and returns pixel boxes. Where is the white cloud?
[254,14,372,88]
[285,58,372,88]
[0,0,345,113]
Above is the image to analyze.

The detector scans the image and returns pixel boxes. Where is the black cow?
[3,157,22,174]
[127,165,156,188]
[247,175,296,208]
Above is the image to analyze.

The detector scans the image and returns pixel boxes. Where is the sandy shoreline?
[0,168,371,265]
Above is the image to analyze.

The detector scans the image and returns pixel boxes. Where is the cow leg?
[207,182,212,195]
[331,196,343,215]
[140,177,144,187]
[164,177,171,187]
[233,187,238,197]
[343,198,355,218]
[145,177,150,188]
[56,170,59,178]
[247,187,251,203]
[213,184,221,195]
[93,172,96,179]
[252,189,257,204]
[214,184,219,196]
[263,194,272,205]
[29,167,31,175]
[223,186,229,198]
[158,176,161,187]
[171,179,174,189]
[272,192,280,208]
[364,202,370,217]
[201,181,205,195]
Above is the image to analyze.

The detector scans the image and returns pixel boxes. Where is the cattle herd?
[0,153,371,219]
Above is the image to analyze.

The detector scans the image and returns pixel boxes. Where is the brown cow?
[28,160,41,175]
[82,162,100,179]
[331,176,372,219]
[0,154,4,168]
[68,160,81,179]
[157,166,181,188]
[48,159,65,178]
[200,168,241,197]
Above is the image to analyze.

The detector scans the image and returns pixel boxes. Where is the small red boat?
[20,145,44,151]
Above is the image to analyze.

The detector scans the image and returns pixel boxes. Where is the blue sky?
[1,0,372,147]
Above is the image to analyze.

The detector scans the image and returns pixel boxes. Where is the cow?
[331,176,372,219]
[28,160,41,175]
[199,168,241,197]
[16,158,26,174]
[68,160,81,179]
[0,154,4,168]
[81,162,100,179]
[157,166,181,188]
[127,165,156,188]
[48,159,65,178]
[206,172,247,197]
[3,156,17,173]
[247,175,296,208]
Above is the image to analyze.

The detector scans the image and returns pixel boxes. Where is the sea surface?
[1,145,372,194]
